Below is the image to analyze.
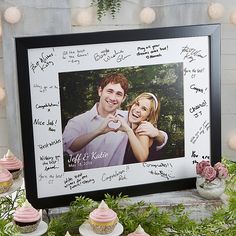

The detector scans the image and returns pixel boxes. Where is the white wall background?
[0,0,235,161]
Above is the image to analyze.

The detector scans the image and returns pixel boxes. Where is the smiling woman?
[118,92,162,164]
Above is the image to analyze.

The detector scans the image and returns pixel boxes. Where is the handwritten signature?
[190,120,210,144]
[30,51,55,73]
[180,45,207,63]
[94,49,131,63]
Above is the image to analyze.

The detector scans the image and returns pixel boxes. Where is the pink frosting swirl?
[0,150,23,170]
[0,167,13,182]
[13,201,40,223]
[90,208,117,222]
[89,200,117,222]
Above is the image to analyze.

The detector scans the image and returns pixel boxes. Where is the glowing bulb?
[75,8,94,26]
[4,7,22,24]
[228,134,236,150]
[208,3,225,20]
[230,10,236,25]
[0,87,6,102]
[139,7,156,24]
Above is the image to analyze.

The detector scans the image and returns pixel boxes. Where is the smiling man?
[62,73,167,170]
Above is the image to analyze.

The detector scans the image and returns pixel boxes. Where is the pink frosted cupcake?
[13,200,41,233]
[89,200,118,234]
[0,166,13,193]
[0,149,23,179]
[128,225,150,236]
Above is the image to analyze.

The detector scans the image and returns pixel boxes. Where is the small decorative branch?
[91,0,122,21]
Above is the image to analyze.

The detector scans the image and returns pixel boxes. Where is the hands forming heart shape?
[108,120,121,129]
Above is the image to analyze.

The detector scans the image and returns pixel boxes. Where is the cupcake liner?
[10,169,22,179]
[89,218,118,234]
[14,220,40,234]
[0,179,13,193]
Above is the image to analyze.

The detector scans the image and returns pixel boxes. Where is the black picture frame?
[15,24,221,209]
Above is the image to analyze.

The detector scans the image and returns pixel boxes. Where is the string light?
[0,86,6,103]
[208,2,225,20]
[0,23,2,38]
[4,6,22,24]
[3,1,236,27]
[139,7,156,24]
[230,10,236,25]
[228,134,236,150]
[75,7,94,26]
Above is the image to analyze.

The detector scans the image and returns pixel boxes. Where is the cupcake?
[89,200,118,234]
[0,166,13,193]
[128,225,150,236]
[13,200,41,233]
[0,149,23,179]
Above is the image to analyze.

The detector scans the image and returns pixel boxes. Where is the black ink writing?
[33,84,58,93]
[39,155,60,172]
[35,102,59,112]
[194,111,203,118]
[33,118,45,126]
[62,49,89,64]
[190,84,205,93]
[184,67,205,80]
[137,44,168,59]
[94,48,131,63]
[191,151,198,158]
[30,50,55,73]
[181,45,207,63]
[101,166,129,182]
[189,100,207,113]
[64,173,95,190]
[143,162,173,168]
[148,170,174,180]
[190,120,210,144]
[38,139,61,150]
[189,100,207,118]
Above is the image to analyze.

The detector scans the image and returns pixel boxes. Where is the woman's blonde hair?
[128,92,160,126]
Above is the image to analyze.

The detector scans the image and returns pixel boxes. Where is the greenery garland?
[0,159,235,235]
[91,0,122,20]
[47,159,236,236]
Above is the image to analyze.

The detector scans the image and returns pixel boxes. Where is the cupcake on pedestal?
[89,200,118,234]
[128,225,150,236]
[13,199,41,233]
[0,149,23,179]
[0,166,13,193]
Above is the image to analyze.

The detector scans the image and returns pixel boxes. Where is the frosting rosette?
[13,200,40,223]
[128,225,150,236]
[89,200,118,234]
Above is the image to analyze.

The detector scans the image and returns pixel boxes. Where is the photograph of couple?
[60,64,184,172]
